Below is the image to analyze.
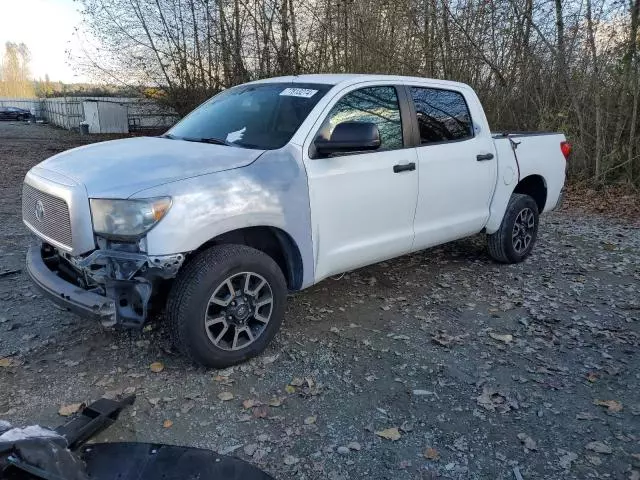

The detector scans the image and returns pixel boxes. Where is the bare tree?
[0,42,35,98]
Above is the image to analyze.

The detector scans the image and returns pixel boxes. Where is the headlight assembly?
[90,197,172,239]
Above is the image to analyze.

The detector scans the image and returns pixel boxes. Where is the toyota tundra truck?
[22,74,570,367]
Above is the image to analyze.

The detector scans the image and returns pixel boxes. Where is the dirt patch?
[562,183,640,225]
[1,122,639,479]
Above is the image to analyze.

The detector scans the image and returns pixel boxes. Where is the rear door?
[406,83,497,250]
[303,84,419,281]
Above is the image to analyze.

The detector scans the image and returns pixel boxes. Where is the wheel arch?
[485,174,548,234]
[513,174,547,213]
[189,226,304,291]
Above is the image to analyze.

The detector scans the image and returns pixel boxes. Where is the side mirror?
[314,121,381,156]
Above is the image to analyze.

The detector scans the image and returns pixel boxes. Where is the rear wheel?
[167,244,287,368]
[487,193,539,263]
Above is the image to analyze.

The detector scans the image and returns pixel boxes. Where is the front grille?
[22,183,73,248]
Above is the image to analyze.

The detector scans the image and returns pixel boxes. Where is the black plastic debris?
[81,442,274,480]
[1,395,275,480]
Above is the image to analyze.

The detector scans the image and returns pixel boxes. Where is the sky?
[1,0,86,83]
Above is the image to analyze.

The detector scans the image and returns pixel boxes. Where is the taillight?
[560,141,572,160]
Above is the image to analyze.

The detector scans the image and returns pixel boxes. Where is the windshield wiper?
[163,135,240,147]
[182,136,231,146]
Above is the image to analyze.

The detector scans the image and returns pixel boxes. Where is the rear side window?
[317,86,403,150]
[409,87,473,144]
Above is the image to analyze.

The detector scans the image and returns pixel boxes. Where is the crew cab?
[22,74,569,367]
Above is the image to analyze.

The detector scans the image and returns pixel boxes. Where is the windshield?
[166,83,331,150]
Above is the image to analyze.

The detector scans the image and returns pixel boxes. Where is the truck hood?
[34,136,265,198]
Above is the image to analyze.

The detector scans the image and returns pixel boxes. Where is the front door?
[303,85,419,281]
[407,85,497,250]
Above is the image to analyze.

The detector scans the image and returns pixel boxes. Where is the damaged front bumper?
[26,244,184,328]
[26,245,118,325]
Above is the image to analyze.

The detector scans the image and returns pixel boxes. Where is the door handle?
[476,153,494,161]
[393,162,416,173]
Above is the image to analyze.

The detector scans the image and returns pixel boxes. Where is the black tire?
[487,193,539,263]
[16,115,23,121]
[167,244,287,368]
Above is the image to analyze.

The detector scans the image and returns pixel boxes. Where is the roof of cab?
[248,73,470,90]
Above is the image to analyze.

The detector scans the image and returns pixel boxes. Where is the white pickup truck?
[22,74,569,367]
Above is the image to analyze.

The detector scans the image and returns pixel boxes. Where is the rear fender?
[485,140,520,234]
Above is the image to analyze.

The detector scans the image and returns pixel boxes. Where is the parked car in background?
[22,74,570,368]
[0,106,32,121]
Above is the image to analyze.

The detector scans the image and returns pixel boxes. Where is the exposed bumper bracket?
[26,245,118,327]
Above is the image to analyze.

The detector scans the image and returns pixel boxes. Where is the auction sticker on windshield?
[280,88,318,98]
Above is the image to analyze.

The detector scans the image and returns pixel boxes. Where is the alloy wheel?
[511,207,536,254]
[204,272,273,351]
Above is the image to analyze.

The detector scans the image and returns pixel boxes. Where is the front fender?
[132,145,316,288]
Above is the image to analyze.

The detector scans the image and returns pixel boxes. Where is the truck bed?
[483,131,567,234]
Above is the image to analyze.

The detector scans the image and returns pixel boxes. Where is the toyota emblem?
[35,200,45,222]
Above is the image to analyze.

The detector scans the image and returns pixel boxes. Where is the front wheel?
[487,193,539,263]
[167,244,287,368]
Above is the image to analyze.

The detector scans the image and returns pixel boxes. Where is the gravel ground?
[1,121,639,479]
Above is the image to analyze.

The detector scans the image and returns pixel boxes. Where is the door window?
[317,86,403,151]
[409,87,473,144]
